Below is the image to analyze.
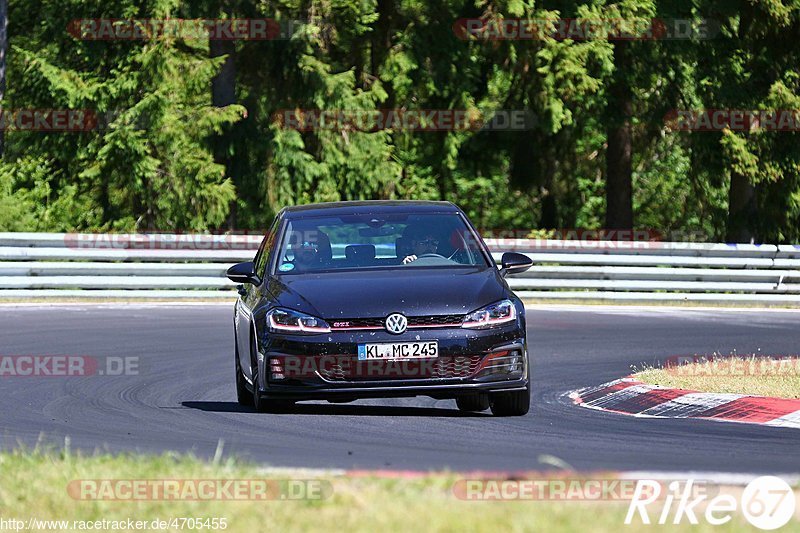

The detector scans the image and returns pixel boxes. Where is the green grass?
[634,356,800,399]
[0,449,794,532]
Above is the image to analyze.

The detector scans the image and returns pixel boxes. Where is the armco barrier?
[1,232,799,304]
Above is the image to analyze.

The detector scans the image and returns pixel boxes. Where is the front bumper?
[255,324,528,401]
[259,379,529,400]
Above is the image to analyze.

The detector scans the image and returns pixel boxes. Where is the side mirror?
[227,261,261,285]
[499,252,533,277]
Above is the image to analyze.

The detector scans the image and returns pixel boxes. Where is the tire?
[253,378,294,413]
[252,370,269,412]
[489,384,530,417]
[235,355,254,407]
[250,344,295,413]
[455,393,489,412]
[234,326,254,406]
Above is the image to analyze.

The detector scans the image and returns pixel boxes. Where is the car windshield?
[275,213,490,274]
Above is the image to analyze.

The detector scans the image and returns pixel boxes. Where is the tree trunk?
[726,172,757,243]
[605,40,634,230]
[210,39,237,228]
[210,40,236,107]
[724,6,757,244]
[371,0,394,105]
[0,0,7,158]
[540,145,558,229]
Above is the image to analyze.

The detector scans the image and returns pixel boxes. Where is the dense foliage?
[0,0,798,242]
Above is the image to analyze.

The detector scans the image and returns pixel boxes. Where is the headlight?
[267,308,331,334]
[462,300,516,329]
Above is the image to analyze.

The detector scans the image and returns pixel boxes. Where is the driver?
[291,240,321,271]
[402,230,440,264]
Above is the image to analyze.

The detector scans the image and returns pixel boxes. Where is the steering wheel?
[416,253,448,259]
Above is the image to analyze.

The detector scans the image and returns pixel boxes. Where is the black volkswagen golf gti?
[227,201,534,416]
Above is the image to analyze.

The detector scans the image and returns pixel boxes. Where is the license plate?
[357,341,439,360]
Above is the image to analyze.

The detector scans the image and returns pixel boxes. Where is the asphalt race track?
[1,304,798,473]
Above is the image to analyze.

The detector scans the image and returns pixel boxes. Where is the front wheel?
[252,361,295,413]
[255,392,295,413]
[455,394,489,412]
[235,356,254,407]
[489,384,530,417]
[235,333,253,407]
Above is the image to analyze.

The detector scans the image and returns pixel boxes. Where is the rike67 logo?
[626,476,796,530]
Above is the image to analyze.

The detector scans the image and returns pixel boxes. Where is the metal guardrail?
[1,232,800,304]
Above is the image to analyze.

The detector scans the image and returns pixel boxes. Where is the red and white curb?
[569,378,800,429]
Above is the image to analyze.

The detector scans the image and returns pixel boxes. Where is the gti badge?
[385,313,408,334]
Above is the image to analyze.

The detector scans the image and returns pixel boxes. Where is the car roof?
[280,200,461,219]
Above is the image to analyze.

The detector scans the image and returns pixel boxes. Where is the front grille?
[330,314,464,330]
[330,318,384,329]
[317,355,483,381]
[408,314,464,327]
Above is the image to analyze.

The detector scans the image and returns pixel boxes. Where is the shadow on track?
[181,401,491,417]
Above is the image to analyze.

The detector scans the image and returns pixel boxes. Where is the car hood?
[268,267,506,318]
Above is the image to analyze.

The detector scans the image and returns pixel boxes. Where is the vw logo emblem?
[385,313,407,334]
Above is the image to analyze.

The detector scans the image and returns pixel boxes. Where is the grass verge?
[634,356,800,399]
[0,449,794,532]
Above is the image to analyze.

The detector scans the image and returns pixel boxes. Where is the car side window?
[254,218,280,279]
